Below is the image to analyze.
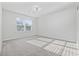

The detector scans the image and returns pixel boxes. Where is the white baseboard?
[2,35,36,42]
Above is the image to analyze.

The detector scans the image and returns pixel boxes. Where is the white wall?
[2,9,37,41]
[77,6,79,49]
[2,3,76,42]
[0,3,2,55]
[38,7,76,42]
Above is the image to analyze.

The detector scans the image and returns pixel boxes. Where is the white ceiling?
[2,2,75,17]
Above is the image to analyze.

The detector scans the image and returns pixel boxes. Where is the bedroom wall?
[2,9,37,41]
[0,3,2,55]
[77,5,79,49]
[38,7,76,42]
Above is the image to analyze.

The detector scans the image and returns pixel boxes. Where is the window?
[16,17,32,31]
[24,19,32,31]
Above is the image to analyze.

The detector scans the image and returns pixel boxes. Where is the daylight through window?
[16,17,32,31]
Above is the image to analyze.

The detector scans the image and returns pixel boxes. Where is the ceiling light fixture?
[32,5,41,13]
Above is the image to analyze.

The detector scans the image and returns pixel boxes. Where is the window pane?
[23,19,32,31]
[16,17,32,31]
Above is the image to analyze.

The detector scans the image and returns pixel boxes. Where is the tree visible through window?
[16,17,32,31]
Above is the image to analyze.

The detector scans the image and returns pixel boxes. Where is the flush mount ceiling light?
[32,5,41,13]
